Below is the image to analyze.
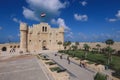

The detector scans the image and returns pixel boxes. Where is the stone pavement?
[0,50,116,80]
[0,55,49,80]
[43,52,95,80]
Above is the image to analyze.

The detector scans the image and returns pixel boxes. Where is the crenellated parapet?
[59,26,64,33]
[20,22,28,31]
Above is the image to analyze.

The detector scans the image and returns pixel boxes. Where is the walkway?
[0,55,49,80]
[44,52,95,80]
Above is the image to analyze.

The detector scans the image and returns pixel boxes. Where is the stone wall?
[0,43,20,52]
[71,42,120,51]
[20,22,64,52]
[1,42,120,53]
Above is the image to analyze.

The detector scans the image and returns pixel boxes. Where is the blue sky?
[0,0,120,43]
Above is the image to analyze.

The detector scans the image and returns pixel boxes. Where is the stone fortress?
[0,22,64,53]
[0,22,120,53]
[20,22,64,52]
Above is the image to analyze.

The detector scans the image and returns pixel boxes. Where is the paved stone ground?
[43,52,95,80]
[0,55,49,80]
[0,50,115,80]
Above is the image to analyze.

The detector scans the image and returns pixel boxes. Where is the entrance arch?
[42,40,47,50]
[2,47,7,51]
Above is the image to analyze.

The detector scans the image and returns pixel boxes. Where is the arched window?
[14,46,16,48]
[18,45,20,48]
[45,27,47,32]
[42,26,44,32]
[2,47,7,51]
[42,40,47,50]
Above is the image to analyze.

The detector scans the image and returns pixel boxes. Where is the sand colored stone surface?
[69,56,120,80]
[20,22,64,52]
[71,57,107,72]
[39,56,70,80]
[1,42,120,54]
[0,55,49,80]
[53,72,69,80]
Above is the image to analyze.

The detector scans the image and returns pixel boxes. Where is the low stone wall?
[70,56,120,80]
[86,63,105,72]
[107,75,120,80]
[37,55,70,80]
[0,43,20,52]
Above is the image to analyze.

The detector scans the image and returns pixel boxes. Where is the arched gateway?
[2,47,7,51]
[42,40,47,50]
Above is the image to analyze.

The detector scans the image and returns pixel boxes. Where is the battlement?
[59,26,64,33]
[20,22,28,31]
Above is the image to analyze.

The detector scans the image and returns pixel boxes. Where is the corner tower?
[20,23,28,52]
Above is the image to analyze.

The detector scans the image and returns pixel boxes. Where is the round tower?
[20,22,28,52]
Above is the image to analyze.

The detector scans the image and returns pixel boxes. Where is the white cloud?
[13,18,22,23]
[92,34,99,39]
[0,27,2,30]
[108,18,117,22]
[23,7,39,21]
[78,32,87,40]
[66,32,74,39]
[51,18,73,39]
[65,31,120,42]
[74,13,88,21]
[57,18,70,31]
[23,0,68,21]
[51,19,57,24]
[92,33,120,41]
[80,1,87,6]
[51,18,70,31]
[26,0,66,14]
[116,10,120,19]
[107,10,120,22]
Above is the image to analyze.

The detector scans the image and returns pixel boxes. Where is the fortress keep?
[20,22,64,52]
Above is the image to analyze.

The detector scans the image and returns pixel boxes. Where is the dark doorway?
[42,40,47,50]
[2,47,7,51]
[42,46,47,50]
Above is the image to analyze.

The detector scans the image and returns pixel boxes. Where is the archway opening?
[42,40,47,50]
[2,47,7,51]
